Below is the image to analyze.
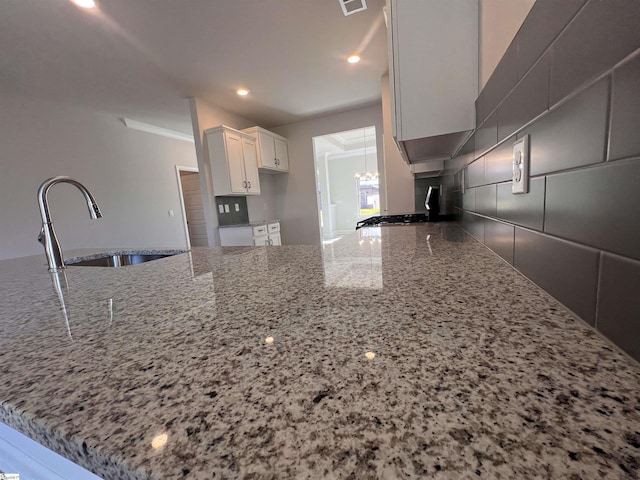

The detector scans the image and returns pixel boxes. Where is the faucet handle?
[38,226,45,245]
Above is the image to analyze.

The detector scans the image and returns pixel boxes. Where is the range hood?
[397,130,472,165]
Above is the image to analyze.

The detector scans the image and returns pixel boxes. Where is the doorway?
[312,126,378,243]
[176,166,208,247]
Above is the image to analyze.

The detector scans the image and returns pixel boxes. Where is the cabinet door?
[274,137,289,171]
[224,131,247,193]
[253,234,269,246]
[259,133,278,169]
[242,137,261,195]
[269,232,282,246]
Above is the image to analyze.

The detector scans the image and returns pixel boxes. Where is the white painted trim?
[121,118,194,143]
[175,165,199,248]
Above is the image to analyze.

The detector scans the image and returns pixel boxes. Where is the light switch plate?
[218,204,224,214]
[512,135,529,194]
[224,204,230,213]
[234,203,240,212]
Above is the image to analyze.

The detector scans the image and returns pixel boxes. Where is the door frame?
[175,165,200,248]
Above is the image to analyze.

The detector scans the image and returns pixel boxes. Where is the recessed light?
[236,88,250,96]
[347,54,361,64]
[71,0,96,9]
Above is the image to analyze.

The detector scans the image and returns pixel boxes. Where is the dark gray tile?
[516,0,587,80]
[514,228,599,325]
[462,212,484,243]
[485,219,514,264]
[596,253,640,361]
[485,137,516,184]
[545,159,640,261]
[462,187,476,212]
[609,51,640,161]
[498,53,550,142]
[476,184,497,217]
[523,77,609,176]
[496,177,545,231]
[476,92,486,127]
[475,112,498,156]
[466,157,485,188]
[550,0,640,105]
[481,43,520,123]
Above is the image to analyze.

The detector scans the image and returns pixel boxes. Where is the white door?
[179,171,208,247]
[224,131,247,193]
[274,137,289,171]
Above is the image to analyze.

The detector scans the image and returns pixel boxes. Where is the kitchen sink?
[66,252,185,268]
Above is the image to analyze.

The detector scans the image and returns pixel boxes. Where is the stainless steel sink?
[66,253,182,267]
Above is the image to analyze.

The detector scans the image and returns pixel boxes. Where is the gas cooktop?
[355,213,428,230]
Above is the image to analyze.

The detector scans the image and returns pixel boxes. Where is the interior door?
[179,171,208,247]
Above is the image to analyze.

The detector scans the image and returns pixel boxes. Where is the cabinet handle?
[242,180,247,188]
[247,181,251,189]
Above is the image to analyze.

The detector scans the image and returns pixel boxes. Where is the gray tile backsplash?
[549,0,640,106]
[545,159,640,261]
[515,0,587,81]
[609,50,640,161]
[496,177,545,232]
[475,184,496,218]
[596,253,640,360]
[215,196,249,226]
[484,219,514,265]
[524,77,609,176]
[514,228,599,325]
[457,1,640,360]
[497,53,550,142]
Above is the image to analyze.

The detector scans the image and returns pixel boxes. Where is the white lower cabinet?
[219,222,281,246]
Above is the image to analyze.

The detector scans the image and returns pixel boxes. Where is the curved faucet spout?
[37,176,103,272]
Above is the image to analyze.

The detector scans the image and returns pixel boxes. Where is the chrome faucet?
[37,176,103,272]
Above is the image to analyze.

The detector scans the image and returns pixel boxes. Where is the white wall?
[381,74,414,214]
[0,92,197,260]
[479,0,535,90]
[272,103,383,246]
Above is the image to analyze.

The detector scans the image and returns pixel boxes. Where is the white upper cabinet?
[387,0,478,161]
[243,126,289,173]
[206,126,261,196]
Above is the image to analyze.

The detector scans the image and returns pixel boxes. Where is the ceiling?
[0,0,389,134]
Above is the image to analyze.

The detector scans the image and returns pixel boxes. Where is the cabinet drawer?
[252,225,267,236]
[267,222,280,233]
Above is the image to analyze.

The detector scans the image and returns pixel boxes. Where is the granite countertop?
[0,224,639,479]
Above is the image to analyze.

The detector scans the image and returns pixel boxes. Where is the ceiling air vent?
[340,0,367,16]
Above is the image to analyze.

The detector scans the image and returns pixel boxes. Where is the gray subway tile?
[523,77,608,176]
[462,212,484,243]
[596,253,640,361]
[475,112,498,156]
[481,43,520,123]
[545,159,640,261]
[514,228,599,325]
[498,53,550,142]
[462,187,476,212]
[476,184,497,218]
[609,51,640,161]
[467,157,485,188]
[485,137,516,184]
[516,0,587,80]
[496,177,545,231]
[550,0,640,105]
[485,219,514,264]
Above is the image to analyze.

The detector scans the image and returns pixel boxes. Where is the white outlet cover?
[224,204,230,213]
[512,135,529,194]
[234,203,240,212]
[218,204,224,214]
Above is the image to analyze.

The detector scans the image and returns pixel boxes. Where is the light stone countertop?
[0,224,639,479]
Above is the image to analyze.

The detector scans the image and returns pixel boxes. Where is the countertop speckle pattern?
[0,224,639,479]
